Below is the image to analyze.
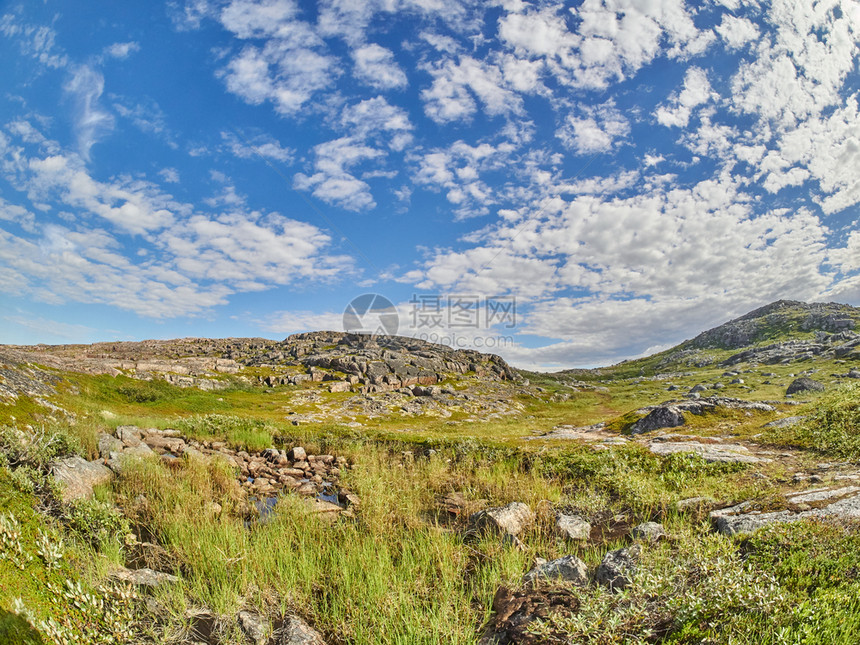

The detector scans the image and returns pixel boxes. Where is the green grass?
[768,382,860,457]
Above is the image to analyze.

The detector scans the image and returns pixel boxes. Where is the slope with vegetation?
[1,300,859,644]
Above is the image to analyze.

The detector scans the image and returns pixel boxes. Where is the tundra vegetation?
[1,301,860,644]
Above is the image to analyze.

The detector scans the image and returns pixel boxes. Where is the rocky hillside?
[2,331,516,393]
[685,300,859,350]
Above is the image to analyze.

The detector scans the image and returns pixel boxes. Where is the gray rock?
[676,496,717,512]
[649,441,768,464]
[630,521,665,543]
[763,415,806,428]
[110,566,179,587]
[97,433,123,459]
[847,369,860,379]
[630,406,685,434]
[289,446,307,461]
[50,456,113,503]
[689,384,708,394]
[712,489,860,535]
[469,502,534,537]
[555,514,591,541]
[522,555,588,586]
[595,544,641,591]
[116,425,143,447]
[238,610,269,645]
[276,615,327,645]
[786,377,825,395]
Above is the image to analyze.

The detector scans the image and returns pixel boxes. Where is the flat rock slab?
[712,488,860,535]
[50,456,113,502]
[648,441,770,464]
[111,566,179,587]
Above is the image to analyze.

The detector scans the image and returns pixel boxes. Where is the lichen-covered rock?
[630,521,665,543]
[238,610,270,645]
[110,566,179,587]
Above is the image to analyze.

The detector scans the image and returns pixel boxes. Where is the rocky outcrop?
[630,406,685,434]
[648,440,769,464]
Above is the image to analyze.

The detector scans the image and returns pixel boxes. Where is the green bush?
[64,499,130,553]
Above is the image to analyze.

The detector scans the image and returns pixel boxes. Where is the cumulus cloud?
[557,100,630,154]
[421,56,522,123]
[294,137,383,210]
[352,44,408,90]
[715,14,759,49]
[655,66,716,127]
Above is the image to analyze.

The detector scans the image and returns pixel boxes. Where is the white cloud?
[64,66,114,160]
[218,0,336,115]
[294,137,382,210]
[655,66,715,127]
[104,41,140,59]
[221,130,293,162]
[159,167,180,183]
[0,14,68,69]
[557,100,630,154]
[340,96,413,149]
[352,44,408,90]
[421,56,522,123]
[715,14,759,49]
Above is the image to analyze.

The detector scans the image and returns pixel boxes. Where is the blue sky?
[1,0,859,369]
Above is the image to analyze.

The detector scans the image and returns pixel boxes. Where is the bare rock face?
[522,555,588,586]
[50,456,113,503]
[470,502,534,537]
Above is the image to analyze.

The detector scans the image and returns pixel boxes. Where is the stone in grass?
[676,496,717,513]
[630,406,685,434]
[522,555,588,586]
[110,566,178,587]
[469,502,534,537]
[238,610,270,645]
[555,514,591,541]
[630,521,666,543]
[50,456,113,503]
[276,615,327,645]
[786,377,825,395]
[595,544,641,591]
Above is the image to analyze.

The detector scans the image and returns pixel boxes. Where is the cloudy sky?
[0,0,858,369]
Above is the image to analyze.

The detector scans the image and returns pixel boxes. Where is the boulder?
[289,447,307,461]
[630,406,685,434]
[595,544,641,591]
[786,377,825,395]
[50,456,113,503]
[97,433,123,459]
[522,555,588,586]
[555,514,591,541]
[469,502,534,537]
